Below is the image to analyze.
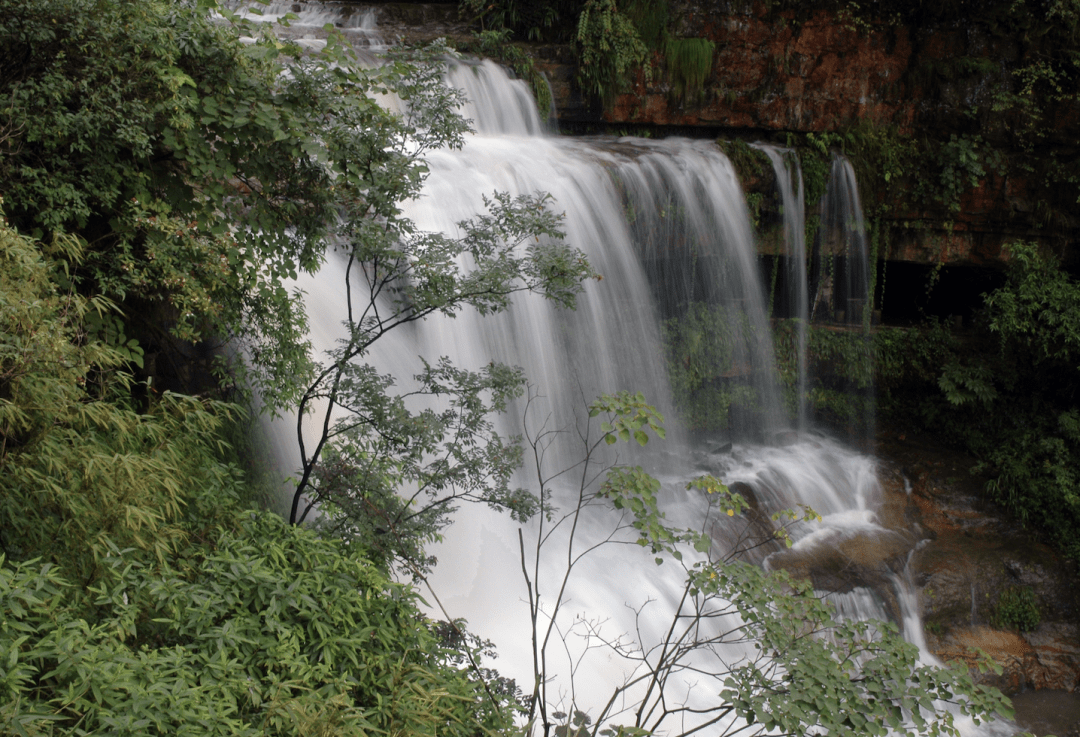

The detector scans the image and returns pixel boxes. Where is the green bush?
[0,218,516,736]
[991,587,1041,632]
[0,511,515,736]
[0,217,246,585]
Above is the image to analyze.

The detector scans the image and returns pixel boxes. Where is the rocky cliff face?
[582,6,916,133]
[531,1,1080,269]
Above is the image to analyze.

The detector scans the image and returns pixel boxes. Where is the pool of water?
[1011,690,1080,736]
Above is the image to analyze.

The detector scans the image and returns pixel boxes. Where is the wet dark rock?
[770,430,799,447]
[877,435,1080,693]
[767,526,923,622]
[1011,690,1080,737]
[721,480,786,565]
[375,3,472,45]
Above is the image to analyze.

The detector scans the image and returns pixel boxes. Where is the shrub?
[0,511,516,736]
[991,587,1041,632]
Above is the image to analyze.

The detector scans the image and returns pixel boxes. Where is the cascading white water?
[221,0,384,52]
[819,153,870,326]
[447,58,547,136]
[754,144,808,430]
[815,153,876,441]
[613,138,786,437]
[250,5,1015,733]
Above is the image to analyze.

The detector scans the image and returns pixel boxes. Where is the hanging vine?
[575,0,652,107]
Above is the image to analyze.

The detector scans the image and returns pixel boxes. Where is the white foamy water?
[220,1,384,52]
[755,143,809,429]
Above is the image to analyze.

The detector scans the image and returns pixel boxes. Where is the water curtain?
[246,6,1000,734]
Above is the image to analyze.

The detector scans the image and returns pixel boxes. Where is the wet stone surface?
[875,432,1080,698]
[757,427,1080,715]
[1010,690,1080,737]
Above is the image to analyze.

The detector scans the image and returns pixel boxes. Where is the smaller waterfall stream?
[808,153,876,441]
[755,144,808,430]
[817,154,871,327]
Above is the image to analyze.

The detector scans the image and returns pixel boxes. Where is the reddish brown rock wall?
[605,6,917,133]
[535,2,1079,267]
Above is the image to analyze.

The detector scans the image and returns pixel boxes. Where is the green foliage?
[937,359,998,406]
[840,119,917,205]
[290,187,596,572]
[1,0,599,579]
[801,131,845,204]
[623,0,670,50]
[790,133,835,247]
[990,36,1080,149]
[984,241,1080,362]
[576,0,652,107]
[714,563,1009,737]
[0,218,244,585]
[591,390,667,446]
[746,191,766,231]
[717,139,772,190]
[662,303,765,430]
[662,37,715,107]
[934,135,986,214]
[991,587,1041,632]
[459,0,579,41]
[0,214,516,735]
[771,320,954,427]
[0,511,517,736]
[0,0,322,350]
[308,358,537,574]
[956,242,1080,559]
[663,301,957,431]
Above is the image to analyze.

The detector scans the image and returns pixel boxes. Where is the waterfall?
[248,5,1012,734]
[447,58,547,136]
[815,153,875,441]
[754,144,808,431]
[820,154,871,328]
[220,0,385,53]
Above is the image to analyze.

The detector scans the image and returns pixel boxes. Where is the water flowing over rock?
[250,4,1080,733]
[879,436,1080,700]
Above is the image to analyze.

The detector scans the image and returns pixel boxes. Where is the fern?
[663,37,715,107]
[575,0,651,107]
